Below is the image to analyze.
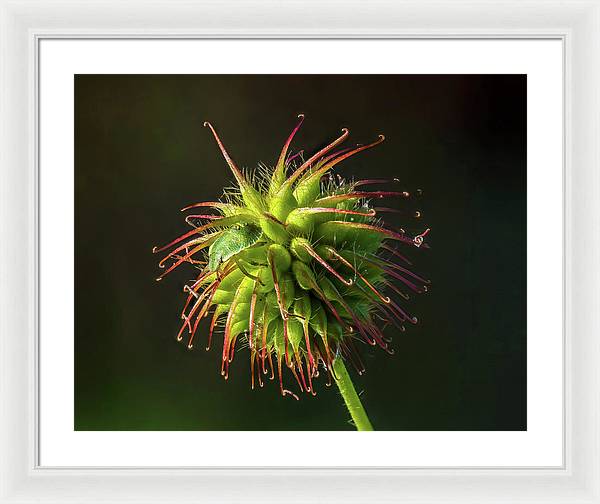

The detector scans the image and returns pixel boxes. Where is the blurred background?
[74,74,526,431]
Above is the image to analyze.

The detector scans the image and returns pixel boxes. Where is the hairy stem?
[333,358,374,431]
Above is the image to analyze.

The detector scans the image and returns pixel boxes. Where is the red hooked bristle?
[300,242,353,286]
[221,285,244,373]
[318,147,354,167]
[267,351,275,380]
[156,242,213,281]
[371,325,394,355]
[294,207,376,219]
[340,341,365,375]
[346,338,368,373]
[203,121,247,187]
[293,352,309,393]
[276,114,305,169]
[302,318,315,372]
[372,206,401,213]
[185,214,222,226]
[229,333,238,363]
[181,277,207,313]
[287,128,350,184]
[248,284,258,349]
[256,352,264,388]
[308,280,352,332]
[187,284,220,349]
[358,252,425,294]
[360,321,390,351]
[376,303,405,331]
[278,355,299,401]
[179,289,211,345]
[376,257,430,284]
[413,228,430,248]
[180,201,228,212]
[153,218,237,254]
[181,279,217,329]
[304,135,385,182]
[307,359,316,396]
[268,250,291,366]
[152,227,204,255]
[323,221,421,247]
[353,178,400,187]
[250,350,256,390]
[286,149,304,165]
[381,266,426,294]
[386,298,417,325]
[326,247,391,304]
[381,243,413,265]
[207,308,220,351]
[324,366,333,387]
[320,330,333,372]
[167,254,206,267]
[316,191,409,205]
[158,232,221,268]
[260,305,268,374]
[382,278,410,300]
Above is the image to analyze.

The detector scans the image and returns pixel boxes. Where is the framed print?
[1,1,599,503]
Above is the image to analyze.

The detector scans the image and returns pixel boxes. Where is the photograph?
[74,73,526,431]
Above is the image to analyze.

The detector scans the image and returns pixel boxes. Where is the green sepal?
[237,182,266,215]
[293,292,312,321]
[290,237,312,263]
[293,165,324,207]
[287,317,304,351]
[216,268,244,292]
[291,260,317,291]
[259,215,289,244]
[280,273,295,310]
[268,184,298,222]
[314,221,384,252]
[267,243,292,272]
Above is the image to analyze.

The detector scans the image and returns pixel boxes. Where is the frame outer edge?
[0,0,599,503]
[0,1,32,502]
[570,2,600,500]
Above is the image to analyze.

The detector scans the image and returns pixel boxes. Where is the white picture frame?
[1,1,598,502]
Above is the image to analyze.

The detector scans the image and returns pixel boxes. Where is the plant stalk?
[333,358,373,431]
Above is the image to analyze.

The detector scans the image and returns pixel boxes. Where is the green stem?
[333,358,374,431]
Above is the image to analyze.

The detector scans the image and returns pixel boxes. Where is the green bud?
[259,215,289,244]
[293,292,312,321]
[309,299,327,334]
[211,287,234,305]
[267,243,292,272]
[256,266,275,293]
[239,245,268,265]
[291,260,317,290]
[290,237,312,263]
[287,317,304,351]
[326,317,344,342]
[280,273,295,310]
[269,185,298,222]
[320,276,343,303]
[217,268,244,292]
[293,176,322,208]
[285,208,313,235]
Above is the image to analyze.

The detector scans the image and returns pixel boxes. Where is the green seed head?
[154,115,430,398]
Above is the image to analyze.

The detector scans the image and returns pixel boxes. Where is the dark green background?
[75,74,526,431]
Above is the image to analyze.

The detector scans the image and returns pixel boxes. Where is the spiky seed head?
[154,115,430,399]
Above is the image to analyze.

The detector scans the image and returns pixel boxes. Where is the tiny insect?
[207,223,263,271]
